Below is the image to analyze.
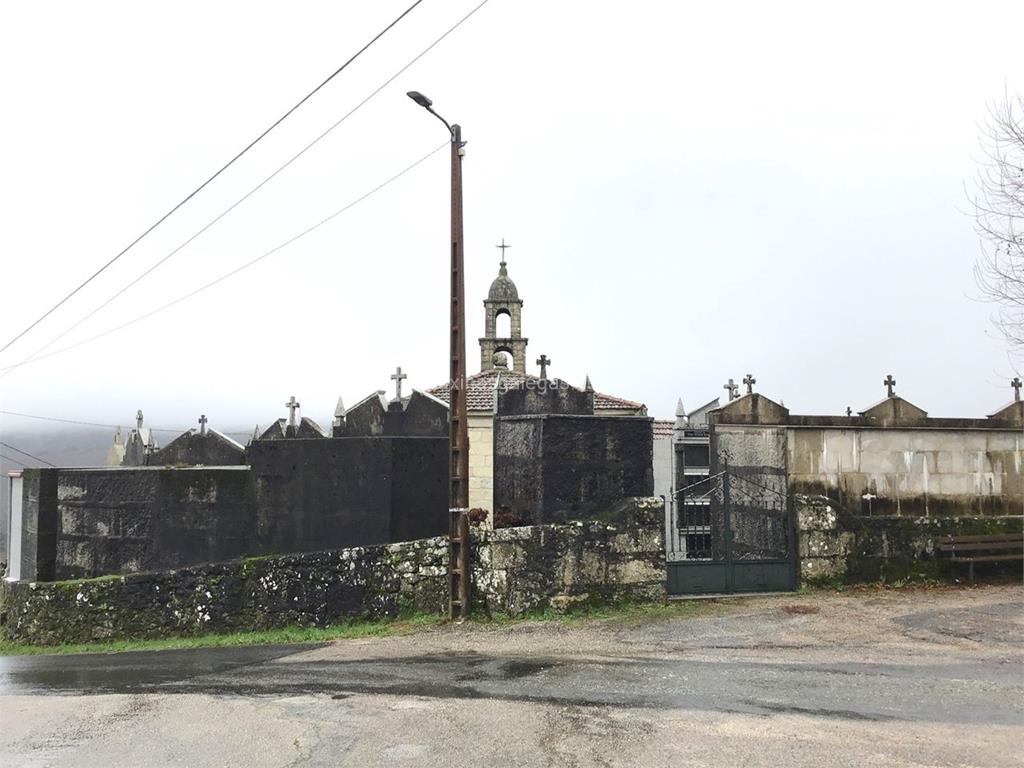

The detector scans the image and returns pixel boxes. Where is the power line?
[1,0,494,379]
[0,0,427,357]
[0,142,447,373]
[0,409,184,433]
[0,409,253,437]
[0,441,56,467]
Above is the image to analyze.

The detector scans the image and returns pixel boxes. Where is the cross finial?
[390,366,408,401]
[136,410,144,430]
[724,378,739,401]
[884,374,896,398]
[1012,377,1022,402]
[536,354,550,380]
[743,373,756,395]
[198,414,208,435]
[285,396,301,427]
[495,237,511,268]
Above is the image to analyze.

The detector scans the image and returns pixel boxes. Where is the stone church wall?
[467,414,495,515]
[3,498,666,646]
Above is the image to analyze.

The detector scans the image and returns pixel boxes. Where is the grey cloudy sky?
[1,0,1021,435]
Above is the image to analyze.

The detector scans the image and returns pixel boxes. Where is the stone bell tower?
[479,242,528,373]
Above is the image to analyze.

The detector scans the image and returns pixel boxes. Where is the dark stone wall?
[496,379,594,416]
[18,469,59,582]
[250,439,391,553]
[340,395,388,437]
[54,468,255,580]
[248,436,448,553]
[151,432,246,467]
[338,391,448,438]
[19,437,448,581]
[494,415,654,525]
[389,437,449,542]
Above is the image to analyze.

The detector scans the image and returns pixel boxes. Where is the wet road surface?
[1,644,1020,726]
[2,587,1021,767]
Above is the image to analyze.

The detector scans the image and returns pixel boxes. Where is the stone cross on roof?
[198,414,208,435]
[391,366,408,401]
[285,396,301,427]
[495,237,511,267]
[1012,376,1022,402]
[723,378,739,401]
[884,374,896,398]
[536,354,551,380]
[743,373,756,395]
[136,410,144,430]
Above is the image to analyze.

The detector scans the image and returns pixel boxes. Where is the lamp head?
[406,91,433,109]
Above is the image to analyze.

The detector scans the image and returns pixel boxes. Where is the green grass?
[0,599,726,657]
[0,613,446,657]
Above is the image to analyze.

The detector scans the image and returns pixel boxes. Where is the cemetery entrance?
[666,469,797,595]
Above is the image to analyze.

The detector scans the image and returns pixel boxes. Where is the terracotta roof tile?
[426,370,646,413]
[652,419,675,437]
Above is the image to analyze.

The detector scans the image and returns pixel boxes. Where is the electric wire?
[1,453,36,467]
[0,142,447,374]
[0,0,427,356]
[0,409,182,432]
[0,410,249,436]
[0,441,57,466]
[1,0,492,380]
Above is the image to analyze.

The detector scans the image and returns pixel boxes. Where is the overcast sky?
[1,0,1021,436]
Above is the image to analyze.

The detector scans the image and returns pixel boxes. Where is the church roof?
[487,261,520,302]
[426,370,645,413]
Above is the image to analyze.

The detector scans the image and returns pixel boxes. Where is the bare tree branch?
[972,91,1024,355]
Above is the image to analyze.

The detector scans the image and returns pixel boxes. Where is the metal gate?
[666,469,797,595]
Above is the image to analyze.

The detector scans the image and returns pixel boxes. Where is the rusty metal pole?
[406,91,471,619]
[448,124,471,619]
[449,124,469,515]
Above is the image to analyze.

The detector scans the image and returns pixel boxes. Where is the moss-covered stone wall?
[796,493,1023,584]
[3,498,666,645]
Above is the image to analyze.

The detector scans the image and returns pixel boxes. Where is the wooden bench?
[937,533,1024,583]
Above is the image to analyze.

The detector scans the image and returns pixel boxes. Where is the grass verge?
[0,614,445,657]
[0,599,725,657]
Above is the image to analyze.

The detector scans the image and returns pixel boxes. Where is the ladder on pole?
[448,508,470,620]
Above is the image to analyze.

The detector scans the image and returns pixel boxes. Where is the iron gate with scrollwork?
[666,469,797,595]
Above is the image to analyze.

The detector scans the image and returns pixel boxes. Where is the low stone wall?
[475,497,667,615]
[4,538,449,645]
[796,494,1024,583]
[3,498,666,645]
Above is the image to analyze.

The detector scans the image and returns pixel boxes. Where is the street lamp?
[407,90,469,618]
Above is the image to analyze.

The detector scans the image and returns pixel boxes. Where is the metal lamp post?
[407,90,470,619]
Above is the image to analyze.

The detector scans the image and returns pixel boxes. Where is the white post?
[6,472,23,581]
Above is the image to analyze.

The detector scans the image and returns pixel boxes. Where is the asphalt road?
[2,586,1022,767]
